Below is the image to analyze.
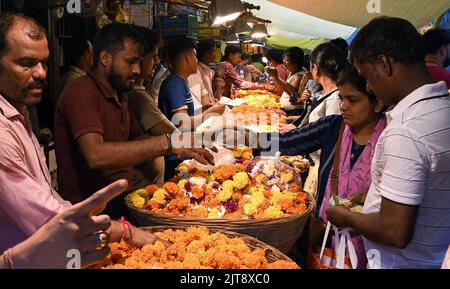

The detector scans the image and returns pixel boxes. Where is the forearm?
[274,76,296,96]
[86,135,169,170]
[345,211,409,248]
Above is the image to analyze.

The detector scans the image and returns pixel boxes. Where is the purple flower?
[184,181,192,192]
[223,199,238,212]
[190,197,204,204]
[211,182,221,190]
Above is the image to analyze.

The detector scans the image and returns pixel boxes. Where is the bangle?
[3,248,15,269]
[119,217,132,242]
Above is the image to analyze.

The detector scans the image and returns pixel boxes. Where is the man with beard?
[422,29,450,88]
[54,23,214,218]
[0,14,169,257]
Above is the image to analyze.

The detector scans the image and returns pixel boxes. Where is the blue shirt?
[260,114,343,218]
[158,73,194,124]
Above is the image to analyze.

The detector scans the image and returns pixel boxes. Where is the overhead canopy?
[245,0,357,40]
[269,0,450,28]
[267,36,328,51]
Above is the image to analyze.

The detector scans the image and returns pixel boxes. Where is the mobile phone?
[305,79,315,91]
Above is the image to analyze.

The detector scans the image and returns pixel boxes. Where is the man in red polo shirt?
[55,24,214,218]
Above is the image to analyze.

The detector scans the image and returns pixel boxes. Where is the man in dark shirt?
[55,24,214,218]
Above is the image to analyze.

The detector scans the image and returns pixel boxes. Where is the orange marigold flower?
[163,182,183,197]
[191,185,205,199]
[213,166,240,182]
[145,184,159,197]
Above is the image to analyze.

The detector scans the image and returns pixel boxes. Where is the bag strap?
[311,89,338,111]
[330,120,346,200]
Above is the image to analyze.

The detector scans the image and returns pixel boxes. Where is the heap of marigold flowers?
[95,227,299,269]
[128,150,309,220]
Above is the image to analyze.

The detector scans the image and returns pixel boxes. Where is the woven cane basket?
[140,225,298,265]
[126,193,315,254]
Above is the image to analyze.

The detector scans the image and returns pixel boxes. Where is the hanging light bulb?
[209,0,245,27]
[235,20,252,34]
[252,23,268,39]
[225,33,240,44]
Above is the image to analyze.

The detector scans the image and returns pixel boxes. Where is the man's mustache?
[27,80,48,89]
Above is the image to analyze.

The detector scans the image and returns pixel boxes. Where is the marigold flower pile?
[96,227,300,269]
[128,149,310,220]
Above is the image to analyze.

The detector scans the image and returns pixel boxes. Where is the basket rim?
[125,190,315,225]
[139,225,298,264]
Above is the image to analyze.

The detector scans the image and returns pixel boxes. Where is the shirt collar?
[69,66,87,77]
[386,81,449,123]
[198,61,212,71]
[0,94,22,119]
[87,71,120,102]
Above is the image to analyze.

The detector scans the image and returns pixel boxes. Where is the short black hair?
[310,43,348,81]
[93,23,147,67]
[284,47,304,69]
[241,53,250,61]
[0,12,47,58]
[422,29,450,55]
[133,25,162,55]
[265,48,283,64]
[197,39,216,61]
[167,37,197,64]
[251,54,263,63]
[336,64,377,103]
[224,45,242,59]
[65,36,91,66]
[350,16,425,66]
[330,38,349,57]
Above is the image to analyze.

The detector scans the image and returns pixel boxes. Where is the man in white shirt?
[326,16,450,269]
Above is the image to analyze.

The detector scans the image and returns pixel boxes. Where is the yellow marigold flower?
[251,190,265,206]
[233,172,249,190]
[280,170,294,183]
[242,151,253,159]
[217,189,233,202]
[264,205,284,219]
[178,179,188,189]
[133,189,148,198]
[243,202,258,216]
[152,189,168,205]
[207,208,220,219]
[206,174,216,183]
[222,180,234,192]
[129,193,145,209]
[178,165,188,172]
[232,150,243,158]
[282,190,296,200]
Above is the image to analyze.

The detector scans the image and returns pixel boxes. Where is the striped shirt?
[363,81,450,269]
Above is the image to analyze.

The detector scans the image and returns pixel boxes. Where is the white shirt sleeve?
[379,127,428,206]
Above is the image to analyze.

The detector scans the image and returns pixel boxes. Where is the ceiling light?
[252,23,268,38]
[235,20,252,34]
[209,0,246,27]
[225,33,240,44]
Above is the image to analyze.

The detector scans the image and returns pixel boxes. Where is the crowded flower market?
[0,0,449,273]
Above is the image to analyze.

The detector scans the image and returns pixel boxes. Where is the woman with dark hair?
[268,47,306,116]
[279,43,348,196]
[281,43,347,133]
[272,64,387,268]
